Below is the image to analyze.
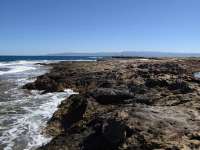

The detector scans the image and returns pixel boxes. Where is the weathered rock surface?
[90,88,134,104]
[24,58,200,150]
[45,94,88,136]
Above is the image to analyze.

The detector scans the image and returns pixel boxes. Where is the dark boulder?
[134,94,153,105]
[168,81,193,94]
[23,75,65,93]
[145,78,169,88]
[137,63,149,69]
[97,80,114,88]
[82,118,133,150]
[90,88,134,105]
[128,84,146,94]
[46,94,88,135]
[61,94,88,129]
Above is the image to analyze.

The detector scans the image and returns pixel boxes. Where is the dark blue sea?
[0,55,98,62]
[0,56,97,150]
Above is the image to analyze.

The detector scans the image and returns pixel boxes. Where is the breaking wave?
[0,60,77,150]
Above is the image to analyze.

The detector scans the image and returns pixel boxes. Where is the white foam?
[0,61,40,75]
[0,59,84,150]
[0,66,36,75]
[0,60,48,67]
[0,89,77,150]
[0,60,54,76]
[138,58,150,61]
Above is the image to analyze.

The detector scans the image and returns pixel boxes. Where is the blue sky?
[0,0,200,55]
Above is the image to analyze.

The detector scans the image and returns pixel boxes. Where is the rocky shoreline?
[24,58,200,150]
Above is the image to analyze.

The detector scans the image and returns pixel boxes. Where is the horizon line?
[0,50,200,56]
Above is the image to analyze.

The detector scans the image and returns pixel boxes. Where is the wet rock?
[37,134,71,150]
[61,94,87,129]
[23,75,65,93]
[46,94,87,135]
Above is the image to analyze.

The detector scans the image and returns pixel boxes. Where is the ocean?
[0,56,97,150]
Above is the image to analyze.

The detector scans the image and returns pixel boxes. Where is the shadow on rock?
[82,118,133,150]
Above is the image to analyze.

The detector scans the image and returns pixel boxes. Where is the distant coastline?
[47,51,200,57]
[1,51,200,58]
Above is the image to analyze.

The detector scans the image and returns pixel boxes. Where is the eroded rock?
[22,58,200,150]
[82,118,132,150]
[90,88,134,105]
[46,94,87,135]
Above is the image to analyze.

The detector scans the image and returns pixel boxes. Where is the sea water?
[0,56,96,150]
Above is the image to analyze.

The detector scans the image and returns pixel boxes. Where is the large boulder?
[61,94,88,129]
[23,75,65,93]
[90,88,134,104]
[168,81,193,94]
[46,94,88,135]
[145,78,169,88]
[82,118,132,150]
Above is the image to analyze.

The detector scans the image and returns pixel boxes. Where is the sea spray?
[0,57,95,150]
[0,60,75,150]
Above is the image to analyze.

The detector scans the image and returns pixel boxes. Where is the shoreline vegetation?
[24,57,200,150]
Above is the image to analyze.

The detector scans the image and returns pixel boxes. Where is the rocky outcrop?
[24,75,66,93]
[168,81,193,94]
[82,118,133,150]
[45,94,87,136]
[90,88,134,104]
[24,58,200,150]
[145,78,169,88]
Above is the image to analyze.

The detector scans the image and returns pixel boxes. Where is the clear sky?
[0,0,200,55]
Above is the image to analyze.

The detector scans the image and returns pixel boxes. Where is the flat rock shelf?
[24,58,200,150]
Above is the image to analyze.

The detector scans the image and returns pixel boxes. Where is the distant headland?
[47,51,200,57]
